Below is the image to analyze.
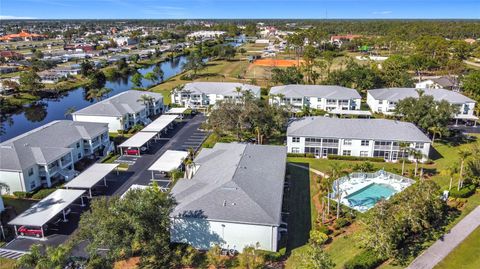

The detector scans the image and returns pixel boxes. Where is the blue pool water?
[346,183,397,210]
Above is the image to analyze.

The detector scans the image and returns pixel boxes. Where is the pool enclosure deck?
[330,170,415,212]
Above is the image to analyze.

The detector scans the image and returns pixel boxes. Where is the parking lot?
[0,114,208,257]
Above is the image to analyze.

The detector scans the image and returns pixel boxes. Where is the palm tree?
[399,142,410,175]
[0,182,10,194]
[458,148,472,190]
[328,163,347,219]
[428,126,443,145]
[411,149,425,178]
[441,164,458,191]
[64,106,76,119]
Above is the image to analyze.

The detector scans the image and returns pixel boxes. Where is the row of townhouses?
[171,83,477,122]
[0,121,110,193]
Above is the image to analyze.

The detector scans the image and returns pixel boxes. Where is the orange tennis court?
[252,58,304,67]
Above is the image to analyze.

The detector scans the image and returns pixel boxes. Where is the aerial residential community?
[0,2,479,269]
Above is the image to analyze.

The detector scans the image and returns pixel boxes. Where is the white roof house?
[72,90,165,132]
[270,85,362,111]
[171,82,261,108]
[170,143,287,252]
[366,88,477,120]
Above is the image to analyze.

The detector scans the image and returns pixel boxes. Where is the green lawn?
[1,196,37,214]
[434,227,480,269]
[0,257,16,269]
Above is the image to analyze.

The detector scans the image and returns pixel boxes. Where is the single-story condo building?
[269,85,362,112]
[72,90,164,133]
[415,76,456,91]
[366,88,477,122]
[170,82,261,108]
[0,120,110,193]
[287,117,431,162]
[170,143,287,252]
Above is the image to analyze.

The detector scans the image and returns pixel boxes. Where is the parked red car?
[124,148,139,155]
[18,226,43,237]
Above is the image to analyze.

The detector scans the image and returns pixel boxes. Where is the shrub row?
[328,155,385,162]
[449,184,477,198]
[287,153,315,158]
[344,250,386,269]
[13,188,58,200]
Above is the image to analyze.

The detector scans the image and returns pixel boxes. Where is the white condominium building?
[287,117,431,162]
[171,82,261,108]
[269,85,362,112]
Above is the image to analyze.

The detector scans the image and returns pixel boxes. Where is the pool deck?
[334,172,414,212]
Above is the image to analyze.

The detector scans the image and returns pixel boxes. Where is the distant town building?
[113,36,137,47]
[0,51,25,60]
[72,90,164,133]
[415,76,457,91]
[0,30,47,42]
[187,31,226,39]
[0,120,110,193]
[171,82,261,108]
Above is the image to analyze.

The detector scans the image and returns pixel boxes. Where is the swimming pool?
[331,170,415,212]
[346,183,397,209]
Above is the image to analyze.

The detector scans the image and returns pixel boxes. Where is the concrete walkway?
[288,162,328,178]
[407,206,480,269]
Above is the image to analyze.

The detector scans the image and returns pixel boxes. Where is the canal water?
[0,56,188,141]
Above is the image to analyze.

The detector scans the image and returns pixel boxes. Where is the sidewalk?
[407,206,480,269]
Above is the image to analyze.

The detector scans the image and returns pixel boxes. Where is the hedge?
[450,184,477,198]
[328,155,385,162]
[334,217,351,229]
[31,188,57,200]
[287,153,315,158]
[344,250,386,269]
[13,191,30,199]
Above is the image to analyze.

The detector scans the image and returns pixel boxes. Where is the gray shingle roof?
[73,90,164,117]
[270,85,361,99]
[368,88,475,104]
[0,120,108,171]
[181,82,261,97]
[287,117,431,143]
[171,143,286,226]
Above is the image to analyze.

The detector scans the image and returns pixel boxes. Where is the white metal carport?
[141,115,178,133]
[118,131,158,156]
[64,163,119,198]
[148,150,189,180]
[165,107,188,119]
[120,184,149,199]
[8,189,86,239]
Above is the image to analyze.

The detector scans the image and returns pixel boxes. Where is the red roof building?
[0,30,47,42]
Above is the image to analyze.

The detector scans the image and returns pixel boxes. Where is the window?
[30,180,36,189]
[76,142,80,148]
[78,153,82,159]
[342,150,351,156]
[360,151,369,157]
[361,140,369,146]
[415,143,424,149]
[291,147,300,153]
[305,137,322,143]
[378,100,383,105]
[28,168,34,176]
[292,137,300,143]
[343,139,352,146]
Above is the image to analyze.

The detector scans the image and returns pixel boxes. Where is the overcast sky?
[1,0,479,20]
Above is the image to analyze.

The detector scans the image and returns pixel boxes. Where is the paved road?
[407,206,480,269]
[113,114,207,195]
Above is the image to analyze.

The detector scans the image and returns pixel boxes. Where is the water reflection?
[0,55,189,141]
